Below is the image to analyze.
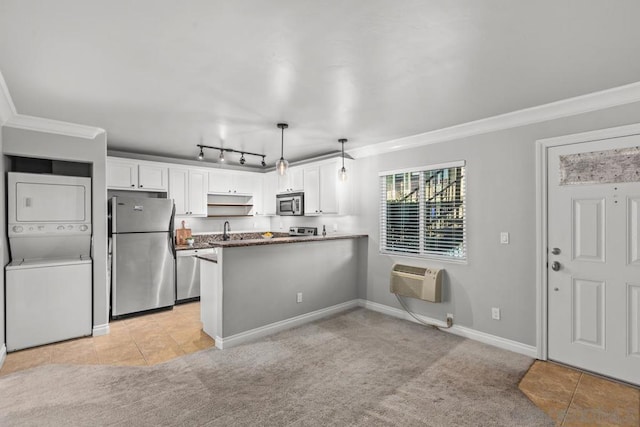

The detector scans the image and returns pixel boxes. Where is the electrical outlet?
[279,222,283,229]
[491,307,501,320]
[500,232,510,244]
[447,313,454,320]
[297,292,303,303]
[333,223,338,232]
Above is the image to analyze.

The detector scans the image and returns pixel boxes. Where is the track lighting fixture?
[196,144,266,167]
[276,123,289,176]
[339,138,348,182]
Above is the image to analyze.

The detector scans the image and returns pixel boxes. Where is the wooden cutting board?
[175,220,192,245]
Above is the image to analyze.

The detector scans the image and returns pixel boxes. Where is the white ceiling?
[1,1,640,168]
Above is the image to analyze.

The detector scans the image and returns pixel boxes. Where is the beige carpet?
[0,308,552,426]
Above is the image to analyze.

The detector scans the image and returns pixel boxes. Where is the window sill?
[379,250,468,265]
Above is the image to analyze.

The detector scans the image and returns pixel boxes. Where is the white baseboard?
[212,298,536,358]
[0,344,6,370]
[92,323,110,337]
[358,299,537,358]
[215,299,360,350]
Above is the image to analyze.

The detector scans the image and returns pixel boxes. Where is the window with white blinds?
[379,162,466,260]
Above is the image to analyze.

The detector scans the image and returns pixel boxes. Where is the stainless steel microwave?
[276,192,304,216]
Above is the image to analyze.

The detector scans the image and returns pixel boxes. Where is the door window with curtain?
[379,161,466,260]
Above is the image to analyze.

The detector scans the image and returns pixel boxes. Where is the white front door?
[547,134,640,385]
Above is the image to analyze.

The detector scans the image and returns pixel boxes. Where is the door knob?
[551,248,561,255]
[551,261,561,271]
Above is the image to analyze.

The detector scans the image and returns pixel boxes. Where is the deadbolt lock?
[551,248,561,255]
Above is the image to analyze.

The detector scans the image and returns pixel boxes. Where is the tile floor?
[0,301,214,376]
[1,305,639,426]
[519,360,640,426]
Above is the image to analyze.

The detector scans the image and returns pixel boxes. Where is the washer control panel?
[9,223,92,237]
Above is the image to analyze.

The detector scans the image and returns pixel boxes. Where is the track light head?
[197,146,204,161]
[239,153,246,165]
[219,150,225,162]
[261,156,266,167]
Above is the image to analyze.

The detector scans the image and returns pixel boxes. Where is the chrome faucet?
[223,221,231,241]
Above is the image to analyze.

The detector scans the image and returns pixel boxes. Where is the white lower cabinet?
[169,168,208,216]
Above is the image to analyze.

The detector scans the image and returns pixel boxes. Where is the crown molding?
[0,70,17,125]
[1,70,104,139]
[348,81,640,159]
[5,114,105,140]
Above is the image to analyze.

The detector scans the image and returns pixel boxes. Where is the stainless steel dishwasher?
[176,248,214,303]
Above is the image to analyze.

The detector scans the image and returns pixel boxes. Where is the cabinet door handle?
[139,185,143,188]
[131,184,135,187]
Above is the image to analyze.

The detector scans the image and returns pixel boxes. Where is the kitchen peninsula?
[198,233,367,349]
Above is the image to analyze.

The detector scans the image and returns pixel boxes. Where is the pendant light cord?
[280,126,284,160]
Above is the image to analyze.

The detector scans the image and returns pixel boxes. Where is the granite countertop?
[176,231,290,250]
[208,233,368,248]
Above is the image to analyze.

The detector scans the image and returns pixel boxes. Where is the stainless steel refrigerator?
[109,196,176,318]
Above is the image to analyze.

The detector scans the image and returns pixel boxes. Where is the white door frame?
[535,122,640,360]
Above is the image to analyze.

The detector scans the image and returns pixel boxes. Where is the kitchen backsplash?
[176,216,270,234]
[176,215,360,235]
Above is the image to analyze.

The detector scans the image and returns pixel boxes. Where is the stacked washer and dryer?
[5,172,93,352]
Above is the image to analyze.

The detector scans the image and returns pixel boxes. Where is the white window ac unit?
[390,264,443,303]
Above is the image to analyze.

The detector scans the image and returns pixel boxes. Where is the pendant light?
[276,123,289,175]
[338,138,348,181]
[197,146,204,160]
[219,149,225,162]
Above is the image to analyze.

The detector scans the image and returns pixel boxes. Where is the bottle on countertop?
[322,225,327,237]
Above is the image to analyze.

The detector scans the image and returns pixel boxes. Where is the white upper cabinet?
[208,170,259,195]
[261,172,278,216]
[138,163,169,191]
[169,167,208,217]
[107,157,168,192]
[319,162,339,214]
[107,159,138,189]
[208,170,234,193]
[188,170,208,216]
[277,167,304,193]
[303,159,351,216]
[303,167,320,214]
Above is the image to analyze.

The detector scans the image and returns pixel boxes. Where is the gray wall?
[3,126,109,330]
[221,238,362,336]
[354,101,640,347]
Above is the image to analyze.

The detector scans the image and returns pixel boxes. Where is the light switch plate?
[500,232,510,244]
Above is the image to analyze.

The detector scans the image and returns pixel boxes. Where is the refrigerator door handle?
[169,203,176,258]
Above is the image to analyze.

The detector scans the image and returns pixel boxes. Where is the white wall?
[179,216,270,235]
[353,101,640,347]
